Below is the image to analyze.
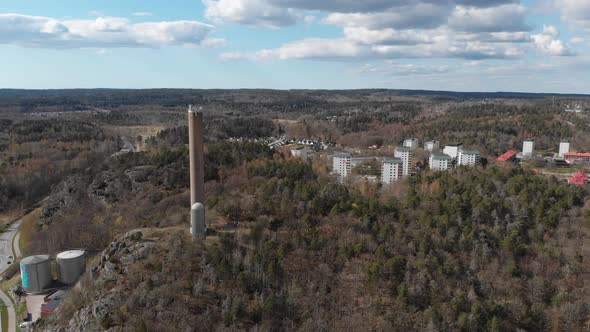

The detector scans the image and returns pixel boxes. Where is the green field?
[0,304,8,332]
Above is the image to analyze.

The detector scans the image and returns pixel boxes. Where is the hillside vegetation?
[1,90,588,331]
[37,142,590,331]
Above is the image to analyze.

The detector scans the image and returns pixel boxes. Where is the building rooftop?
[569,171,588,185]
[431,153,452,161]
[334,152,351,158]
[564,152,590,158]
[21,255,50,264]
[461,149,480,155]
[57,250,85,260]
[524,138,535,142]
[395,146,412,152]
[445,143,463,147]
[497,150,518,161]
[383,157,403,164]
[425,140,439,144]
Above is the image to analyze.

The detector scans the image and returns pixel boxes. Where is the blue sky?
[1,0,589,93]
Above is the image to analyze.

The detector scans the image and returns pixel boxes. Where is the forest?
[33,137,590,331]
[0,90,589,331]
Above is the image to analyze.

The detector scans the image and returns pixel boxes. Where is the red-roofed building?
[568,171,588,186]
[497,150,518,162]
[564,152,590,163]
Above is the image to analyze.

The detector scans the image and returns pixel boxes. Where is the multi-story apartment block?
[429,153,452,171]
[382,158,403,185]
[394,147,413,176]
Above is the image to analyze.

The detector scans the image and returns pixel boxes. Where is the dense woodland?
[36,139,590,331]
[1,89,589,331]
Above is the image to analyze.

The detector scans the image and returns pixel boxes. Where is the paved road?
[12,231,21,260]
[0,221,20,273]
[0,288,15,332]
[0,220,21,332]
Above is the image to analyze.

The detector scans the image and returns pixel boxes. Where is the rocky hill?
[38,228,211,331]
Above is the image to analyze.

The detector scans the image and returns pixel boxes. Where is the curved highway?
[0,220,21,332]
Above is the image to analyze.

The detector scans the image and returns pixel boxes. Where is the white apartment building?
[290,146,308,160]
[443,143,463,160]
[382,158,403,185]
[403,138,420,150]
[559,140,570,158]
[394,147,413,176]
[458,149,480,166]
[333,152,352,179]
[424,140,440,153]
[429,153,452,171]
[523,139,535,157]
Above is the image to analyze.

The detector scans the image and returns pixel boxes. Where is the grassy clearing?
[0,210,22,226]
[0,273,21,294]
[0,304,7,332]
[18,208,41,256]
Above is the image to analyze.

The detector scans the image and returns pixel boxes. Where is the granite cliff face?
[38,228,211,332]
[40,164,165,226]
[39,229,157,332]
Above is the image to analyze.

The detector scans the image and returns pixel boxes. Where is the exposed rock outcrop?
[40,175,86,225]
[38,229,158,332]
[87,170,132,204]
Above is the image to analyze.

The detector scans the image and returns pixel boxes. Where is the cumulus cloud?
[240,0,519,15]
[532,25,574,56]
[267,0,407,13]
[203,0,296,28]
[448,4,530,32]
[559,0,590,29]
[0,14,215,48]
[343,27,432,45]
[324,3,452,30]
[223,33,523,61]
[214,0,561,64]
[570,37,585,44]
[222,38,367,60]
[203,0,523,28]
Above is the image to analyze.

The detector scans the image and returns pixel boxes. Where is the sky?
[1,0,590,93]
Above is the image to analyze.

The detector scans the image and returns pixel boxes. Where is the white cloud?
[0,14,215,48]
[448,4,530,32]
[324,3,452,30]
[222,38,367,60]
[570,37,584,44]
[203,0,521,29]
[214,0,557,66]
[343,27,432,45]
[223,33,524,61]
[203,0,296,28]
[559,0,590,29]
[267,0,405,13]
[267,0,517,13]
[532,25,574,56]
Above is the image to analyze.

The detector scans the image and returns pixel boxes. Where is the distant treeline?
[1,89,589,113]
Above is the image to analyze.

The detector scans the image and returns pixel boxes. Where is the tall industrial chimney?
[188,105,206,239]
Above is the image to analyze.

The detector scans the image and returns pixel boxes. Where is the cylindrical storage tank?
[20,255,52,294]
[56,250,85,285]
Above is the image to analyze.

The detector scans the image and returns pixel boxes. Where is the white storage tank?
[56,250,86,285]
[20,255,52,294]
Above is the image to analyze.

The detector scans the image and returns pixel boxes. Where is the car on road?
[19,321,34,331]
